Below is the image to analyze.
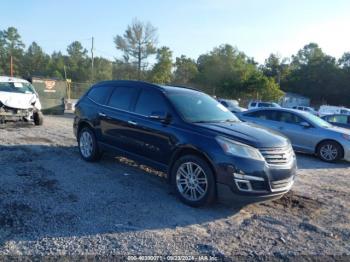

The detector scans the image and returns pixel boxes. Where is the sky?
[1,0,350,64]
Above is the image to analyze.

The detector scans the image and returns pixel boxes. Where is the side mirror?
[300,121,311,128]
[149,111,171,124]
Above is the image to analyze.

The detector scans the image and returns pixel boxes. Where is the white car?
[292,106,318,116]
[0,76,43,125]
[217,99,247,113]
[319,105,350,117]
[248,101,281,110]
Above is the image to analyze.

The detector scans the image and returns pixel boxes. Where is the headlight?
[216,136,264,161]
[342,133,350,141]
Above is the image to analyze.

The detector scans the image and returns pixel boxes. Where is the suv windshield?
[167,91,240,123]
[0,82,35,94]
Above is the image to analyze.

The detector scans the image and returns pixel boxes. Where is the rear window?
[88,85,114,104]
[107,86,138,111]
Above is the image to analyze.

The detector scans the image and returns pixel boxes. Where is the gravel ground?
[0,115,349,259]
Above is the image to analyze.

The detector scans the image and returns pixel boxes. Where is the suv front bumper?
[213,154,297,203]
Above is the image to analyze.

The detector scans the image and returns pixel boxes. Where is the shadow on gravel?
[0,144,243,245]
[296,153,350,170]
[0,122,35,130]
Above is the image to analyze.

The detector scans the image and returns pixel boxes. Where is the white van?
[318,105,350,117]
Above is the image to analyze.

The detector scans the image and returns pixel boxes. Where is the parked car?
[0,76,43,125]
[239,108,350,162]
[74,81,296,207]
[248,101,281,110]
[322,114,350,129]
[318,105,350,117]
[217,98,247,113]
[292,106,318,116]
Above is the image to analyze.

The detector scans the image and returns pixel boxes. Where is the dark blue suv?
[74,80,296,207]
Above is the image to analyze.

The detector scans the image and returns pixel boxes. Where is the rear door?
[100,85,140,152]
[273,111,316,152]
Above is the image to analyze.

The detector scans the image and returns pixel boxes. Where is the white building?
[279,92,310,108]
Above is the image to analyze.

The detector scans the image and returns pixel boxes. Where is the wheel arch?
[315,139,344,158]
[77,120,94,137]
[167,146,217,183]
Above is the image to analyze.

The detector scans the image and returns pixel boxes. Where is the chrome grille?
[259,146,294,165]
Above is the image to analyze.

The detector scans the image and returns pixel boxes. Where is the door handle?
[128,120,138,126]
[98,112,107,117]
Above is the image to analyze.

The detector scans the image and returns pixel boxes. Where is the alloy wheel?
[79,131,93,158]
[176,162,208,201]
[320,144,338,161]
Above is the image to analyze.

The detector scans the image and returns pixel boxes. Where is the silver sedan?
[239,108,350,162]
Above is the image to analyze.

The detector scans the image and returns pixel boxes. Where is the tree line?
[1,19,350,106]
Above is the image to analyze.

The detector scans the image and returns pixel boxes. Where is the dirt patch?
[0,202,33,233]
[262,190,322,217]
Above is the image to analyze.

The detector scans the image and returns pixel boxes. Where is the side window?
[332,115,348,124]
[245,110,277,121]
[87,85,114,104]
[276,112,303,125]
[134,89,168,116]
[251,102,256,107]
[107,86,138,111]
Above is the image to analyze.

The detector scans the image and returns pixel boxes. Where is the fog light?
[235,179,252,191]
[233,172,264,181]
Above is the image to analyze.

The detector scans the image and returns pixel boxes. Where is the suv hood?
[0,91,41,110]
[195,121,289,148]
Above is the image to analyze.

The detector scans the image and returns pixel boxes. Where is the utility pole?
[91,37,94,83]
[10,55,13,77]
[63,65,67,80]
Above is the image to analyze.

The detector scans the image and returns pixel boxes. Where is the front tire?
[317,141,342,162]
[78,127,101,162]
[171,155,216,207]
[33,111,44,126]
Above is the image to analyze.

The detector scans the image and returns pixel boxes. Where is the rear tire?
[317,141,342,162]
[33,111,44,126]
[171,155,216,207]
[78,127,101,162]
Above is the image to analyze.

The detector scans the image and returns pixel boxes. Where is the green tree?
[195,44,283,100]
[48,51,66,79]
[66,41,89,81]
[262,54,290,85]
[339,52,350,69]
[114,18,157,80]
[284,43,339,103]
[173,55,198,84]
[0,30,6,75]
[2,27,25,76]
[112,59,138,80]
[149,47,173,84]
[93,57,113,81]
[23,42,50,77]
